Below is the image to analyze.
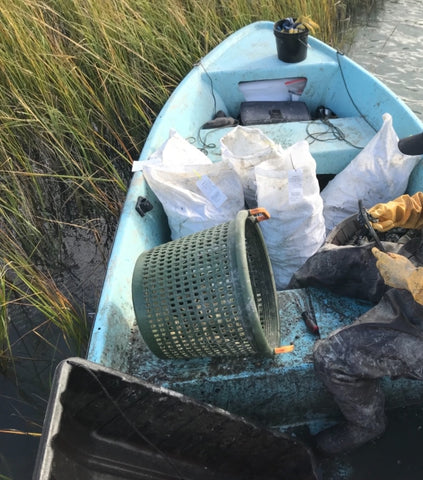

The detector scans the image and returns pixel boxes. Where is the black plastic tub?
[33,357,318,480]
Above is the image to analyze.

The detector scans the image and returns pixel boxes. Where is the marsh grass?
[0,0,357,368]
[0,268,12,371]
[0,229,88,363]
[0,429,41,437]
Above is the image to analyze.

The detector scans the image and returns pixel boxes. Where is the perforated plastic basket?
[132,209,280,359]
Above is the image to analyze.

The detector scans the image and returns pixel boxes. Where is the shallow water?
[0,375,43,479]
[346,0,423,120]
[0,221,111,479]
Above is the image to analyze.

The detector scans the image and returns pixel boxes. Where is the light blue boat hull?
[88,22,423,432]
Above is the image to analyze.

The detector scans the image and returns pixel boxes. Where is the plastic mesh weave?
[132,213,279,359]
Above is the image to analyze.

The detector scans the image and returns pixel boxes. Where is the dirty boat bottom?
[124,287,423,431]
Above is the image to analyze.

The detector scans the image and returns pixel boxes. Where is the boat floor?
[123,287,423,430]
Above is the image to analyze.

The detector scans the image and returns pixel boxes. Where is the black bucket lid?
[398,132,423,155]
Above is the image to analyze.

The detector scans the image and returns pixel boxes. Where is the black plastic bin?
[33,358,318,480]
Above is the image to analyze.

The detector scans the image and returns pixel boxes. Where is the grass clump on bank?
[0,0,352,366]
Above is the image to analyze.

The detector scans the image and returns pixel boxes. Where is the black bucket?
[274,19,308,63]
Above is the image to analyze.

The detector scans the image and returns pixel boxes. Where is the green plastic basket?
[132,209,280,359]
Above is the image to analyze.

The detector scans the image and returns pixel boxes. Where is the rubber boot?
[315,418,386,455]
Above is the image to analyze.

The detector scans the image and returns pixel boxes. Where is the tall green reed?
[0,266,12,371]
[0,228,88,354]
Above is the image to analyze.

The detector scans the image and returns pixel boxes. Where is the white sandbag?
[144,128,210,169]
[142,130,244,239]
[321,113,421,235]
[220,126,280,208]
[255,141,326,289]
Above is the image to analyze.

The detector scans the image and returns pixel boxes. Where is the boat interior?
[89,23,423,434]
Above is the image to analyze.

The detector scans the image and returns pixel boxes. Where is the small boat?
[79,21,423,477]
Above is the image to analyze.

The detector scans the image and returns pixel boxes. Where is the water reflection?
[346,0,423,120]
[0,221,110,479]
[0,375,43,479]
[0,306,76,478]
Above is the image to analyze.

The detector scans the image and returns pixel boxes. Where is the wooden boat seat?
[197,116,376,174]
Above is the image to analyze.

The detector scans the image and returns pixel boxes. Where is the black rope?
[186,131,216,155]
[198,128,219,155]
[192,59,221,155]
[336,50,378,133]
[194,59,217,118]
[306,117,364,149]
[304,50,380,148]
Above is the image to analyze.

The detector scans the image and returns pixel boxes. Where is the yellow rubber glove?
[368,192,423,232]
[372,247,423,305]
